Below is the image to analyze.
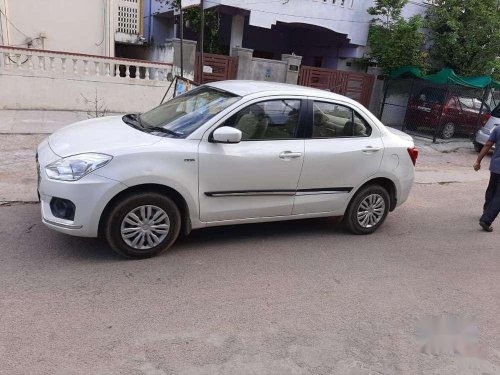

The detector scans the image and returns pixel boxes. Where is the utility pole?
[199,0,204,84]
[180,7,184,78]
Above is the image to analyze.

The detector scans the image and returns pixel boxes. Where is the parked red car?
[404,88,491,139]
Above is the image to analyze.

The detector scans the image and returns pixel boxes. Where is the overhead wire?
[0,8,30,39]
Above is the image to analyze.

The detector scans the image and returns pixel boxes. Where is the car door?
[198,98,306,222]
[458,96,478,133]
[443,96,462,126]
[292,99,384,215]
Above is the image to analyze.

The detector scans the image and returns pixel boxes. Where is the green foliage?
[492,59,500,82]
[367,0,408,26]
[170,0,221,54]
[426,0,500,77]
[367,0,427,74]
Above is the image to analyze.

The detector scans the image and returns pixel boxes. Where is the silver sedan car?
[474,103,500,152]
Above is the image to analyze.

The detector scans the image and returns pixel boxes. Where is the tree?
[426,0,500,77]
[492,59,500,82]
[168,0,221,54]
[367,0,427,74]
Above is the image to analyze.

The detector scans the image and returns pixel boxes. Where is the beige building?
[0,0,146,57]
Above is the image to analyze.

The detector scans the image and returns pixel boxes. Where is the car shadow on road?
[53,235,124,262]
[171,216,347,254]
[41,216,349,261]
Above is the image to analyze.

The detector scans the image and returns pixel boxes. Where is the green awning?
[390,66,500,90]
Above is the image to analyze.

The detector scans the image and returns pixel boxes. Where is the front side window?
[224,99,301,140]
[312,101,371,138]
[137,87,240,138]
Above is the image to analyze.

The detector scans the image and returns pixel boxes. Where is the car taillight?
[481,113,491,126]
[407,147,419,166]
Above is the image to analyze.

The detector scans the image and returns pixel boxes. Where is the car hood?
[48,115,162,157]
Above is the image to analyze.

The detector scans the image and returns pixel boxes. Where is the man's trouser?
[481,172,500,225]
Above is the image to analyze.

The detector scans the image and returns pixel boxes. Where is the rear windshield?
[415,89,447,104]
[492,103,500,118]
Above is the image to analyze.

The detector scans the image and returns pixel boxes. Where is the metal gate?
[298,66,375,107]
[195,53,238,84]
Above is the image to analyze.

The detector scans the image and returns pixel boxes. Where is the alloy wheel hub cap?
[120,205,170,250]
[357,194,385,228]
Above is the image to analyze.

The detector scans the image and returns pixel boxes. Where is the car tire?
[440,122,455,139]
[343,185,390,235]
[473,141,483,153]
[104,192,181,259]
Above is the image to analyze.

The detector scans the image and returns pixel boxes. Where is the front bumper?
[37,140,126,237]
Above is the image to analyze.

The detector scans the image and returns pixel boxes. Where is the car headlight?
[45,153,113,181]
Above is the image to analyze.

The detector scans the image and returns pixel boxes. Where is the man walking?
[474,124,500,232]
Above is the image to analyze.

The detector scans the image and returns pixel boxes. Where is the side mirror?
[212,126,242,144]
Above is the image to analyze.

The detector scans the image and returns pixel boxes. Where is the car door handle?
[279,151,302,159]
[362,146,382,153]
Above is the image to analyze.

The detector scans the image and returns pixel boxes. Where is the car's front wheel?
[343,185,390,235]
[104,192,181,259]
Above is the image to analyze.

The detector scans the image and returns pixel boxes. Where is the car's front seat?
[235,109,268,140]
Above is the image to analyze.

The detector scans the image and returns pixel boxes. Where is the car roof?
[206,80,357,103]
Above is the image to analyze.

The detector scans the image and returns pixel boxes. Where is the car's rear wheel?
[343,185,390,235]
[440,122,455,139]
[104,192,181,259]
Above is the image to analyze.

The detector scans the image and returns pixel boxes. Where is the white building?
[144,0,432,70]
[0,0,147,57]
[0,0,177,115]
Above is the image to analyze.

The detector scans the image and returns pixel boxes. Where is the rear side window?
[312,101,372,138]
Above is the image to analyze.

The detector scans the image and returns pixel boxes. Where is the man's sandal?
[479,221,493,232]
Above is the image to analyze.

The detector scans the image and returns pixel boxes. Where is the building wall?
[143,0,175,45]
[0,0,115,56]
[207,0,371,46]
[152,0,432,47]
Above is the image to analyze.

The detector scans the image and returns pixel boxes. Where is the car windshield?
[138,87,241,138]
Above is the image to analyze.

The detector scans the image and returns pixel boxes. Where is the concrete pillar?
[231,47,253,80]
[281,54,302,85]
[367,67,384,115]
[229,15,245,51]
[107,0,116,57]
[0,0,10,45]
[168,38,197,80]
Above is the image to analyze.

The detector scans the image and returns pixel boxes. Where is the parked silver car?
[474,102,500,152]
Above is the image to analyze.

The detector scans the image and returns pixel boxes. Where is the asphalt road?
[1,179,500,375]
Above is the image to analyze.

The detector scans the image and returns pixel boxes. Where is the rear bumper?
[475,128,491,146]
[396,173,414,208]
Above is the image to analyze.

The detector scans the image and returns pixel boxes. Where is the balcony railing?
[0,46,175,84]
